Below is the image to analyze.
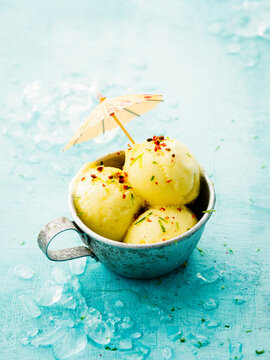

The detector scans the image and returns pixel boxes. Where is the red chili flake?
[128,143,132,149]
[130,157,134,161]
[160,207,165,211]
[165,148,171,151]
[162,238,166,241]
[173,217,175,219]
[108,175,113,179]
[119,175,124,180]
[160,143,166,147]
[192,214,196,218]
[97,166,103,172]
[147,138,153,142]
[91,174,97,179]
[155,182,158,185]
[172,154,175,157]
[117,152,120,155]
[153,135,158,141]
[102,184,106,187]
[159,136,164,140]
[165,216,169,220]
[123,185,128,190]
[166,179,172,183]
[144,95,152,99]
[124,172,128,176]
[119,179,124,183]
[81,177,85,181]
[171,222,174,224]
[147,218,152,222]
[177,208,182,212]
[122,194,126,199]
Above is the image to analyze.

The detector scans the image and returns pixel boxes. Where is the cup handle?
[37,217,96,261]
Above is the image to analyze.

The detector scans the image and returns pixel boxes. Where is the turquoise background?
[0,0,269,359]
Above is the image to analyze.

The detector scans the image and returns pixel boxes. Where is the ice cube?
[53,328,87,359]
[31,326,67,347]
[119,338,133,350]
[191,335,210,348]
[58,293,77,309]
[118,317,133,330]
[51,267,71,284]
[162,346,173,359]
[69,257,87,275]
[14,264,34,280]
[19,295,42,318]
[50,316,74,328]
[131,332,142,339]
[36,280,63,306]
[85,320,112,345]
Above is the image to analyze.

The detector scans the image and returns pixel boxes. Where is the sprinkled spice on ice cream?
[72,163,143,241]
[124,206,198,244]
[124,136,201,206]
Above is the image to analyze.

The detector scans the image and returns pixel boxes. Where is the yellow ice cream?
[124,206,198,245]
[124,136,201,206]
[71,163,143,241]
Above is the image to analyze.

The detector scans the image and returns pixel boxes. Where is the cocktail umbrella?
[64,92,163,150]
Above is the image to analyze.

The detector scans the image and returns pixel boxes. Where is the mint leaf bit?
[130,154,143,166]
[150,175,155,181]
[186,153,192,157]
[135,217,146,225]
[196,247,204,256]
[105,346,117,351]
[255,349,264,355]
[152,161,158,165]
[158,216,168,223]
[180,337,185,343]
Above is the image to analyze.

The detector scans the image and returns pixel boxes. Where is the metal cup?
[38,151,215,279]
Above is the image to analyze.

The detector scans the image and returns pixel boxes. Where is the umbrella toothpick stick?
[111,113,135,144]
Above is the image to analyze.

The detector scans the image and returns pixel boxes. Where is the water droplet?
[19,295,42,318]
[229,342,243,360]
[234,297,246,305]
[196,266,223,284]
[14,264,34,280]
[162,346,173,359]
[191,334,210,348]
[203,298,219,310]
[167,325,182,341]
[207,320,220,329]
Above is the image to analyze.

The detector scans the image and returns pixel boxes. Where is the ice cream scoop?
[124,206,198,244]
[123,136,201,206]
[71,163,143,241]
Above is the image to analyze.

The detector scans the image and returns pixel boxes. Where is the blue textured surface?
[1,0,270,359]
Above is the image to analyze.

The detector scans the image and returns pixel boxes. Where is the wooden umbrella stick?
[111,113,135,144]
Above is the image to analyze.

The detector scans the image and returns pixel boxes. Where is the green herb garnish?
[257,249,261,252]
[186,153,192,157]
[135,212,152,225]
[245,330,252,333]
[105,346,117,351]
[156,278,162,285]
[158,216,168,223]
[152,161,158,165]
[80,315,86,320]
[201,318,205,322]
[150,175,155,181]
[196,247,204,256]
[77,211,84,216]
[215,145,220,151]
[130,154,143,166]
[20,241,25,245]
[131,193,134,200]
[255,349,264,355]
[171,307,175,312]
[176,221,179,230]
[202,209,216,214]
[225,325,230,328]
[180,337,185,343]
[158,219,166,233]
